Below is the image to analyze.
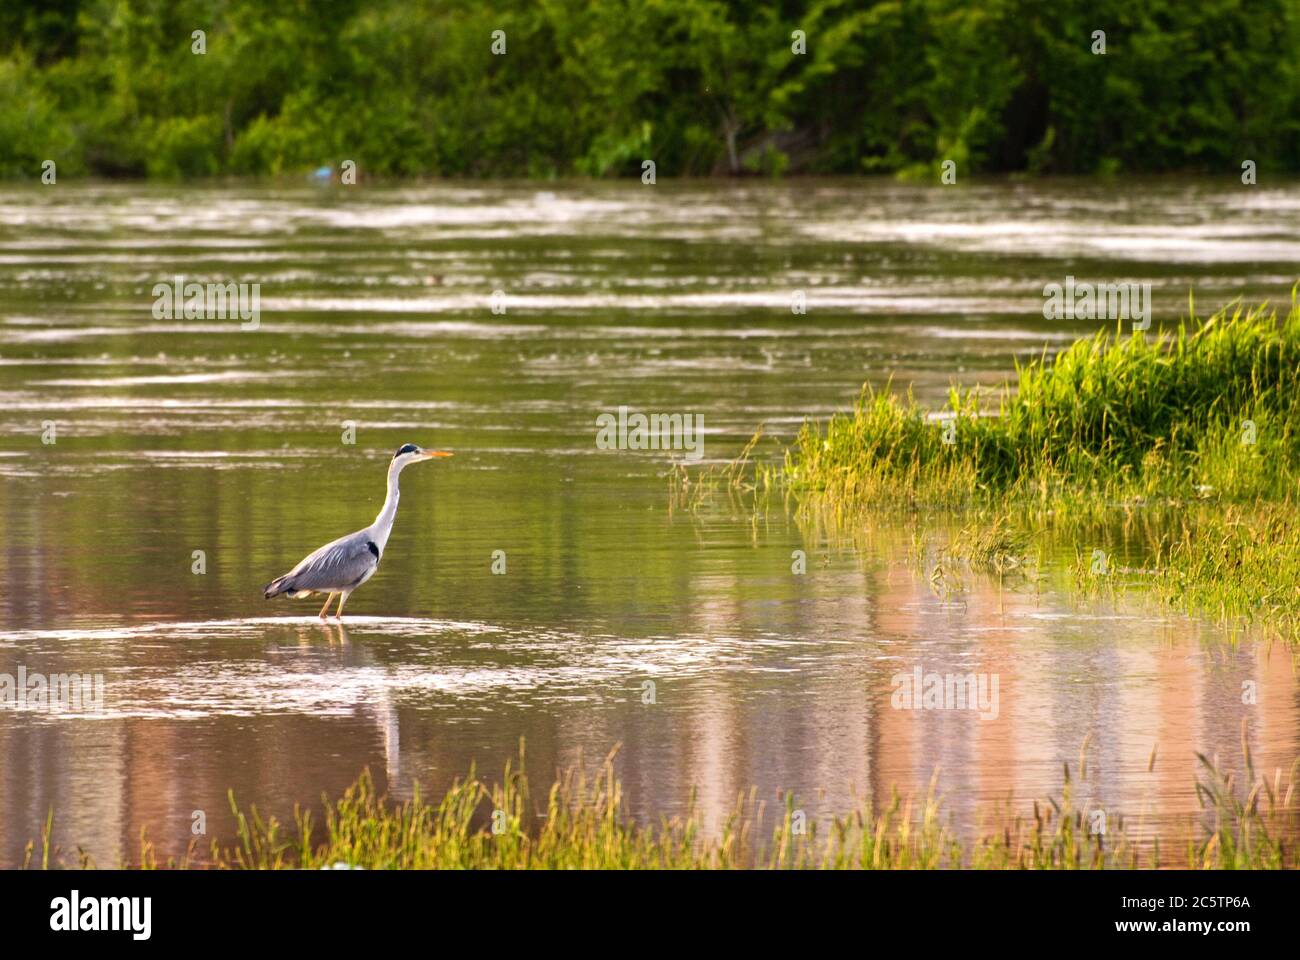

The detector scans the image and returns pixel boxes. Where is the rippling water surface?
[0,179,1297,865]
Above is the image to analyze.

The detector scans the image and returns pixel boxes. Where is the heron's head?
[391,443,453,471]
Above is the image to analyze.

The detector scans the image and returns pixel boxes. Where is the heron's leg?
[335,590,351,619]
[318,592,336,619]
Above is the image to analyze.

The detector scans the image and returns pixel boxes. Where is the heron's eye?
[394,443,420,458]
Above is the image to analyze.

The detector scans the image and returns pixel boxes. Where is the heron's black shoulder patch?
[366,540,380,559]
[394,443,419,457]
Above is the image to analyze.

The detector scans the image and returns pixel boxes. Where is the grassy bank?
[788,295,1300,505]
[26,741,1300,869]
[782,292,1300,639]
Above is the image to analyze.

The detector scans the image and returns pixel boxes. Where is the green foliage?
[0,57,64,177]
[66,742,1293,868]
[785,292,1300,643]
[789,293,1300,503]
[1,0,1297,179]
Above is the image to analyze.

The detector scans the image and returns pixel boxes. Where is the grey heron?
[263,443,452,618]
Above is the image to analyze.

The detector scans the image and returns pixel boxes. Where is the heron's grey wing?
[285,530,379,591]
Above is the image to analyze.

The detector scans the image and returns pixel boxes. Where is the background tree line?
[2,0,1297,179]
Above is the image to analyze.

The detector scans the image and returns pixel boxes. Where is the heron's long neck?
[371,462,403,549]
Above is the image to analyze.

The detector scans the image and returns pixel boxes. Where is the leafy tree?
[1,0,1296,179]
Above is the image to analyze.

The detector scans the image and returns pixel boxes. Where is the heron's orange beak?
[421,450,453,459]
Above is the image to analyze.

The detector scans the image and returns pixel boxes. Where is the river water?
[0,179,1296,865]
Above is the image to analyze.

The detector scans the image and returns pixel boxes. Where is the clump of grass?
[669,425,776,514]
[785,384,983,508]
[988,498,1300,643]
[1146,502,1300,635]
[1181,720,1300,869]
[789,292,1300,505]
[948,514,1031,576]
[903,514,1037,603]
[783,292,1300,638]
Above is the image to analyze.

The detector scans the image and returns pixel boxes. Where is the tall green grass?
[778,293,1300,638]
[788,292,1300,505]
[28,739,1296,870]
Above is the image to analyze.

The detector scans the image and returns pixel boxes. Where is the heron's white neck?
[370,460,406,551]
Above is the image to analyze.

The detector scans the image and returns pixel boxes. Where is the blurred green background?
[2,0,1298,180]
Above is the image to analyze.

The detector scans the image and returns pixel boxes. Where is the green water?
[0,179,1297,865]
